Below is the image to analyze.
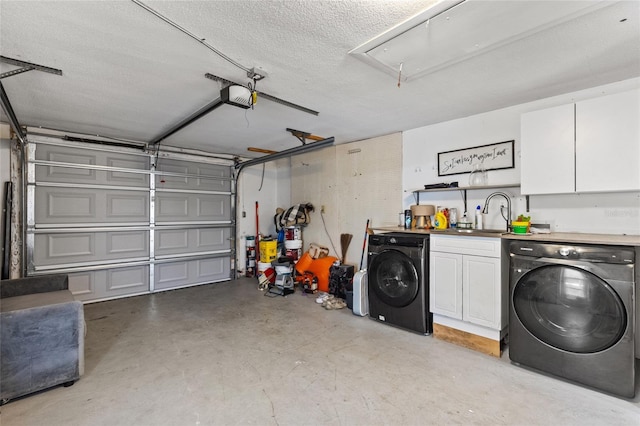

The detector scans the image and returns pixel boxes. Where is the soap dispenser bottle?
[475,205,483,230]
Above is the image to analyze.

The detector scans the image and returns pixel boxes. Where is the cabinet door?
[575,89,640,192]
[429,251,463,320]
[463,255,501,329]
[520,103,575,194]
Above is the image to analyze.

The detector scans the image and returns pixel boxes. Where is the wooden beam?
[433,323,504,357]
[247,147,278,154]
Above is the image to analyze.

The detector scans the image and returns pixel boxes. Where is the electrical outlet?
[321,205,325,214]
[242,211,246,218]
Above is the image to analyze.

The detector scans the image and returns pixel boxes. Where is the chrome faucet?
[482,192,512,231]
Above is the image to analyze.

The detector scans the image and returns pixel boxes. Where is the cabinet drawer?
[430,235,501,257]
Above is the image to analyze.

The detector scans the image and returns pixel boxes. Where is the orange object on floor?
[305,256,338,293]
[295,252,314,275]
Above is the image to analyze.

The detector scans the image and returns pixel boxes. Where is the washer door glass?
[369,249,419,308]
[513,264,626,353]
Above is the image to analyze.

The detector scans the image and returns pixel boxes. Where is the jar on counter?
[404,209,412,229]
[449,208,458,228]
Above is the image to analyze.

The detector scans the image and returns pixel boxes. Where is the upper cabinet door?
[575,89,640,193]
[521,103,576,194]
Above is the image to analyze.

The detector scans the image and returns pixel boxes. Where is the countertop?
[371,226,640,246]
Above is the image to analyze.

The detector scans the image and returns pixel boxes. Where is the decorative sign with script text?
[437,140,514,176]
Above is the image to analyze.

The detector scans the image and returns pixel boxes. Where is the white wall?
[236,158,289,273]
[403,78,640,235]
[291,133,403,267]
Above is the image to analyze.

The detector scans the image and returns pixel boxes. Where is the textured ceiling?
[1,0,639,158]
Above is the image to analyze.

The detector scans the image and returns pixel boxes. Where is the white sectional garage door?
[26,136,234,302]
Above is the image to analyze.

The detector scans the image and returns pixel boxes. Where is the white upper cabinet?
[575,90,640,192]
[521,103,575,194]
[520,88,640,195]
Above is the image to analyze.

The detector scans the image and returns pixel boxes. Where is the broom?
[359,219,370,271]
[340,233,353,264]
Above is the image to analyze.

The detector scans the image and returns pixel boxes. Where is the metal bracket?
[247,67,267,81]
[286,128,325,145]
[0,56,63,80]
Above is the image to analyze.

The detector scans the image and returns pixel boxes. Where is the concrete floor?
[2,278,639,425]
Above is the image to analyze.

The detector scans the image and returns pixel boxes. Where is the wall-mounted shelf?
[411,184,523,213]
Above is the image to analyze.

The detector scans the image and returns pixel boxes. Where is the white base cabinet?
[430,235,507,340]
[463,255,502,329]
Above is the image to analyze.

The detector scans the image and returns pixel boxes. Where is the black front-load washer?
[509,241,636,397]
[367,233,431,334]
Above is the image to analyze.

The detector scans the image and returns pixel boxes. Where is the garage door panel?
[46,151,96,167]
[157,158,231,177]
[156,229,189,252]
[36,165,149,187]
[156,175,231,192]
[198,197,226,218]
[198,257,228,277]
[198,194,231,221]
[43,233,94,259]
[156,159,231,192]
[197,228,231,250]
[106,170,149,186]
[155,257,231,290]
[35,145,149,188]
[108,231,149,255]
[68,266,149,302]
[33,230,149,266]
[68,272,94,299]
[108,266,149,292]
[156,195,189,219]
[28,138,233,302]
[35,187,149,224]
[106,193,149,218]
[157,163,189,175]
[41,190,96,220]
[156,227,230,256]
[36,144,149,170]
[156,193,230,222]
[42,162,95,179]
[157,262,189,285]
[108,157,149,171]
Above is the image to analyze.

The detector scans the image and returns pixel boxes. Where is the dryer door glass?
[369,249,419,308]
[513,264,626,353]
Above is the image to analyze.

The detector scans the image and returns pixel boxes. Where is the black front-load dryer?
[509,241,636,397]
[367,233,431,335]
